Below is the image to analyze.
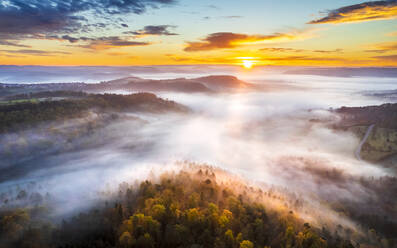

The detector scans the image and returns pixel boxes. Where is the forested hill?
[0,75,258,96]
[335,103,397,166]
[0,166,355,248]
[0,92,189,133]
[335,103,397,129]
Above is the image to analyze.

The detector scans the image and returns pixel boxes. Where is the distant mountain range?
[2,66,397,85]
[285,67,397,77]
[361,89,397,101]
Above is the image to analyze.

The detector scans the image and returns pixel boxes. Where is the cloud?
[373,54,397,61]
[0,40,30,48]
[106,52,130,56]
[204,16,244,21]
[184,30,314,52]
[263,56,345,62]
[365,41,397,53]
[260,48,343,53]
[206,5,219,10]
[125,25,178,36]
[46,35,151,50]
[221,15,243,19]
[0,0,176,45]
[62,35,80,43]
[260,47,306,53]
[313,49,343,53]
[0,49,70,57]
[76,36,151,50]
[164,53,347,65]
[309,0,397,24]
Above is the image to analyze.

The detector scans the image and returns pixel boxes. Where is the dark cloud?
[0,1,82,36]
[62,35,79,43]
[121,24,129,28]
[184,32,303,52]
[309,0,397,24]
[125,25,178,36]
[0,0,176,45]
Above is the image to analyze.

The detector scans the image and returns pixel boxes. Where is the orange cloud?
[373,54,397,61]
[184,30,315,52]
[365,41,397,53]
[165,53,350,66]
[309,1,397,24]
[259,47,343,54]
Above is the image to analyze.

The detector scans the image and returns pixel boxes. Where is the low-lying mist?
[0,72,396,238]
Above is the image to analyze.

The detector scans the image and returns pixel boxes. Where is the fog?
[1,69,396,234]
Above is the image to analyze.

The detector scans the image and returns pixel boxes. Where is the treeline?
[336,103,397,129]
[5,91,88,100]
[344,176,397,240]
[0,92,188,133]
[0,169,355,248]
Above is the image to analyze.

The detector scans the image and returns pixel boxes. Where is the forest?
[336,103,397,129]
[0,92,188,133]
[0,166,357,248]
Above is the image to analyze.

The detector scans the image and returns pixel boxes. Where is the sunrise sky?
[0,0,397,66]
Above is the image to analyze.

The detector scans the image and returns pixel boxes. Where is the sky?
[0,0,397,66]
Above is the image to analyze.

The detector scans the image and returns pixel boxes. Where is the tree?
[119,231,134,247]
[136,233,154,248]
[240,240,254,248]
[151,204,166,222]
[224,229,234,248]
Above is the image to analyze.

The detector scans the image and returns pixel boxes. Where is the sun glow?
[242,60,253,69]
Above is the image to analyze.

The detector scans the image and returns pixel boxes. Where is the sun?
[242,60,253,69]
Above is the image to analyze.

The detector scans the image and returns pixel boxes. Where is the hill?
[193,75,256,90]
[91,75,256,93]
[0,92,188,133]
[0,165,355,248]
[0,75,259,97]
[335,103,397,166]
